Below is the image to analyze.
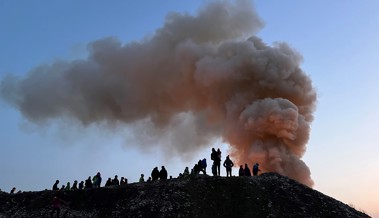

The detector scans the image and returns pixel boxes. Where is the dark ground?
[0,173,370,218]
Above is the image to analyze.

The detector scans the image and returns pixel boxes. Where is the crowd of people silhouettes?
[2,147,262,217]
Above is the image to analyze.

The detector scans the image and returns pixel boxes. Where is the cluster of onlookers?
[139,166,168,182]
[3,148,261,194]
[51,172,129,191]
[239,163,261,176]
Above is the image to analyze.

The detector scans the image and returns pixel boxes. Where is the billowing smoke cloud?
[0,1,316,186]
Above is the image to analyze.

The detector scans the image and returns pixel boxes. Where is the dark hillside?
[0,173,370,218]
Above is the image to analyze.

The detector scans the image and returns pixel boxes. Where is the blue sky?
[1,1,378,216]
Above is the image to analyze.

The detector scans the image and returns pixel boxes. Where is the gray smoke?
[0,1,316,186]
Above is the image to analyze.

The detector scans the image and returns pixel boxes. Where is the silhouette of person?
[215,149,222,176]
[72,180,78,190]
[212,164,217,176]
[53,180,60,191]
[238,165,245,176]
[223,155,234,177]
[159,166,168,180]
[85,176,93,189]
[113,175,120,186]
[197,160,206,174]
[78,181,84,190]
[183,167,190,176]
[10,187,16,194]
[253,163,261,176]
[139,174,145,182]
[60,185,65,191]
[211,148,220,176]
[65,182,71,191]
[93,172,102,188]
[50,196,67,218]
[151,167,160,180]
[105,178,112,186]
[120,177,126,185]
[244,164,251,176]
[201,158,207,174]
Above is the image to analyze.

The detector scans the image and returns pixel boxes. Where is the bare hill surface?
[0,173,370,218]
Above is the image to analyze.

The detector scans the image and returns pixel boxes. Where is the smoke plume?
[0,1,316,186]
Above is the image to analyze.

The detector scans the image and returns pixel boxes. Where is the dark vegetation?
[0,173,370,218]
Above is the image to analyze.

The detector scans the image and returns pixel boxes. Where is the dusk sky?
[1,1,378,217]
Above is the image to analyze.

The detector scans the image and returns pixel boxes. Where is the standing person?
[50,196,67,218]
[159,166,168,180]
[215,148,222,176]
[201,158,207,174]
[93,172,102,188]
[212,164,217,176]
[211,148,218,176]
[238,165,245,176]
[253,163,261,176]
[139,174,145,182]
[151,167,160,180]
[112,175,120,186]
[52,180,60,191]
[244,164,251,176]
[223,155,234,177]
[85,176,93,189]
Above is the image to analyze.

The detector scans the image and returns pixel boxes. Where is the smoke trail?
[0,1,316,186]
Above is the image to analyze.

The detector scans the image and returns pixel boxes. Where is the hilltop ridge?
[0,173,370,218]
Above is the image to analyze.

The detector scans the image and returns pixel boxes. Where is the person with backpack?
[223,155,234,177]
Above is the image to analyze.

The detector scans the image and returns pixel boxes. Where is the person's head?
[115,175,118,178]
[240,165,243,168]
[141,174,144,177]
[226,155,229,159]
[56,180,59,183]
